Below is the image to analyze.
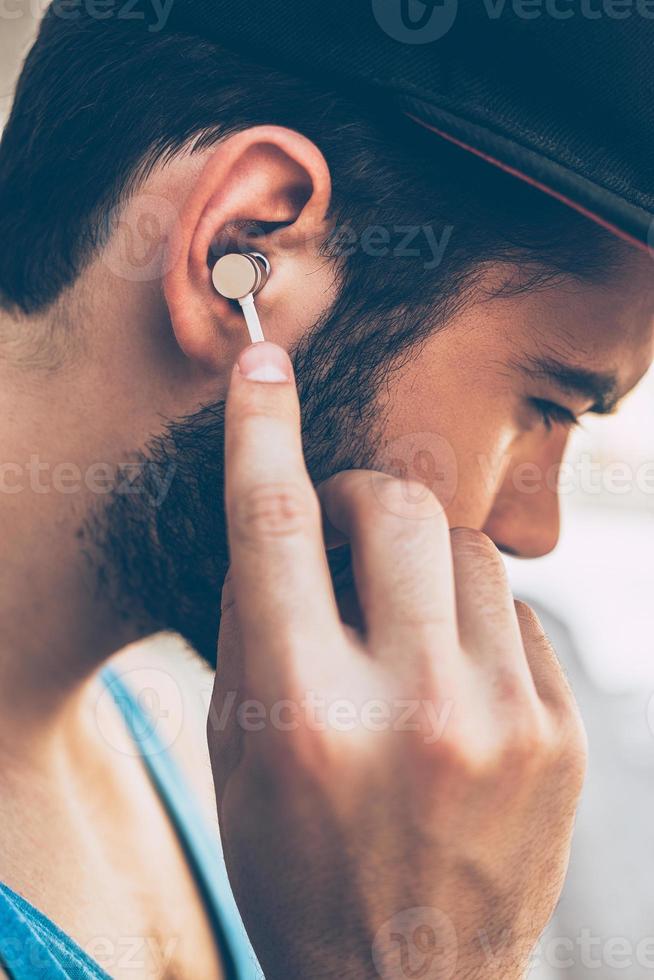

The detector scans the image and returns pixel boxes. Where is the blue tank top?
[0,667,263,980]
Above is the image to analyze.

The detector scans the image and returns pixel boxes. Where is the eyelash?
[530,398,580,432]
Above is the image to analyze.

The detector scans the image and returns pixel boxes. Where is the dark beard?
[85,300,389,666]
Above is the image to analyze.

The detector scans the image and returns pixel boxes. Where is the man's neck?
[0,302,154,744]
[0,374,136,747]
[0,523,138,743]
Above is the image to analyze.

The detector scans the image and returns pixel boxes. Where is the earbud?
[211,252,271,344]
[211,252,270,300]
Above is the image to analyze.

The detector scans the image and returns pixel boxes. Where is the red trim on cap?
[406,113,650,254]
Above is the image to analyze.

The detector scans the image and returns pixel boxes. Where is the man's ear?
[164,126,336,374]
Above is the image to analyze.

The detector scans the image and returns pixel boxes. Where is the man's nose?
[482,462,562,559]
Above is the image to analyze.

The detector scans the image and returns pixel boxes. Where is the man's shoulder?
[105,635,217,828]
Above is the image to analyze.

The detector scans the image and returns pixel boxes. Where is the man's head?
[0,6,652,666]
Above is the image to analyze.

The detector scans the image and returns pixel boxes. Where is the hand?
[208,341,587,980]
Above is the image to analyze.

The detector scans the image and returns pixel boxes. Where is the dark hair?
[0,3,624,318]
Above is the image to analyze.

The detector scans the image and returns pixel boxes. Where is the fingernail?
[237,342,292,383]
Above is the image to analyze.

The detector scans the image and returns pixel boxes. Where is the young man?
[0,2,652,978]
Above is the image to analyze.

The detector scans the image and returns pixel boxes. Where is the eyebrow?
[518,355,621,414]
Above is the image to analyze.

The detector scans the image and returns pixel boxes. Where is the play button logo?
[372,0,459,43]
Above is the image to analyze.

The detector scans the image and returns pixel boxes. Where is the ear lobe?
[163,126,333,374]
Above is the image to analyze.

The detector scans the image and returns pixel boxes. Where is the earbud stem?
[239,293,265,344]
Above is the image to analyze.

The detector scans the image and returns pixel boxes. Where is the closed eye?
[530,398,580,432]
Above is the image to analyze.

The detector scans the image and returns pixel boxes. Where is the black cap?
[162,0,654,252]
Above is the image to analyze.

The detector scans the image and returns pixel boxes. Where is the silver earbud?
[211,252,270,301]
[211,252,271,344]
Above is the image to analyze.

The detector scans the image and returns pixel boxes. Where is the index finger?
[224,342,343,699]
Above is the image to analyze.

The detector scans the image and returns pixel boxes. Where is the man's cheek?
[371,430,459,517]
[443,446,513,530]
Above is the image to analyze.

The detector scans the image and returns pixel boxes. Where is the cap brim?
[402,96,652,255]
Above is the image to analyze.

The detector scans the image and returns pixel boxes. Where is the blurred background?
[2,11,653,978]
[0,5,42,125]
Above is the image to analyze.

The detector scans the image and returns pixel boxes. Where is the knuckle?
[513,706,587,783]
[427,726,489,777]
[432,709,547,779]
[501,718,549,771]
[451,527,501,563]
[266,708,372,783]
[514,600,548,641]
[276,723,330,776]
[514,598,537,625]
[319,469,373,533]
[423,696,587,792]
[451,528,510,603]
[373,474,441,523]
[556,709,589,775]
[492,666,532,707]
[322,469,367,496]
[233,481,318,542]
